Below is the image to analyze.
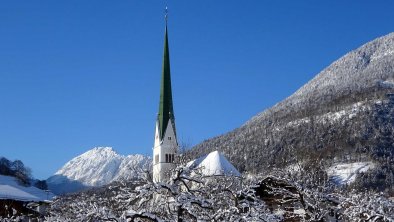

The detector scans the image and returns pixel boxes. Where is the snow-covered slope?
[47,147,151,194]
[0,175,55,202]
[189,151,241,176]
[191,32,394,188]
[248,32,394,124]
[327,162,374,185]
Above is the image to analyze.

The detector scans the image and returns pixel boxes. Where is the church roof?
[188,151,241,177]
[157,22,175,140]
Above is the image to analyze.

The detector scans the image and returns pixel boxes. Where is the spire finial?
[165,6,168,22]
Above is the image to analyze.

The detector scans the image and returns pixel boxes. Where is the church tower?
[153,12,178,183]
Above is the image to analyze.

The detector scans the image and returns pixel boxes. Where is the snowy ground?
[327,162,374,185]
[0,175,55,202]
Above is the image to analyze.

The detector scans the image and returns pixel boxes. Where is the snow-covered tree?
[47,164,280,221]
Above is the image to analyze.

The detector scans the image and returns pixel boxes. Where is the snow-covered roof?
[188,151,241,177]
[0,175,55,202]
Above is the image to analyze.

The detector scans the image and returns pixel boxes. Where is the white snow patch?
[293,208,306,217]
[348,113,357,119]
[274,209,285,217]
[371,49,394,61]
[380,79,394,88]
[327,162,374,185]
[319,101,369,124]
[0,175,55,202]
[325,110,347,122]
[286,163,302,173]
[287,117,310,127]
[286,101,369,128]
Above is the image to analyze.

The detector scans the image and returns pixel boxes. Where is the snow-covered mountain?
[47,147,151,194]
[190,32,394,191]
[248,32,394,125]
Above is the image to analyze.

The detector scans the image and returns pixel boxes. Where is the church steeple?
[157,20,175,140]
[152,8,178,183]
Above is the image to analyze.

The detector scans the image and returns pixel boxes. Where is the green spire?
[157,22,175,140]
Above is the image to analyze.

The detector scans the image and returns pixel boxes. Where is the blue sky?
[1,1,394,179]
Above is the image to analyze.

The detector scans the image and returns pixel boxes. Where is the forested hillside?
[190,33,394,193]
[0,157,32,186]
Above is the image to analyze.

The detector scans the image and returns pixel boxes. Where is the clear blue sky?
[1,1,393,179]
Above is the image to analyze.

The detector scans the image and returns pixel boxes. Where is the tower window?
[168,137,171,140]
[164,154,175,163]
[155,155,159,164]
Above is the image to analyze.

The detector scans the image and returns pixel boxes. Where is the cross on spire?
[165,6,168,22]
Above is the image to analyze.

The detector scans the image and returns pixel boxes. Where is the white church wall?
[153,119,178,182]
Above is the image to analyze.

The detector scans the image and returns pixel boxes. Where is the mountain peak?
[47,147,152,194]
[247,32,394,125]
[191,32,394,183]
[93,146,114,151]
[86,147,116,155]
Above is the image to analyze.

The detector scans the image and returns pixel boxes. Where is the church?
[152,12,240,183]
[152,13,178,183]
